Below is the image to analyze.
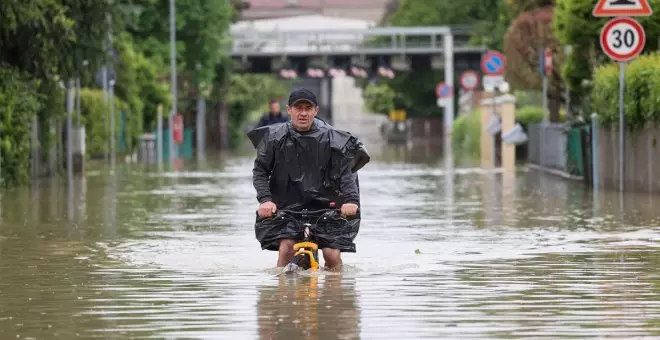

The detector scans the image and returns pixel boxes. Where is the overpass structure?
[228,16,487,130]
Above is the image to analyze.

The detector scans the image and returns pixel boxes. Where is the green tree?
[376,0,512,118]
[114,34,145,145]
[363,82,396,115]
[124,0,232,97]
[553,0,660,116]
[0,66,43,187]
[0,0,118,81]
[79,88,128,157]
[0,0,125,186]
[503,6,564,121]
[387,0,509,49]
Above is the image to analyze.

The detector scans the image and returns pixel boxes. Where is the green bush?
[516,106,544,125]
[115,34,171,133]
[79,88,128,157]
[554,0,660,116]
[0,65,42,187]
[592,53,660,130]
[363,82,396,115]
[452,110,481,156]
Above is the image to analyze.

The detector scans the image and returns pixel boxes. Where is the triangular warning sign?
[593,0,653,17]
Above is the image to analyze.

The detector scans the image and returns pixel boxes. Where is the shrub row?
[0,65,42,187]
[592,53,660,130]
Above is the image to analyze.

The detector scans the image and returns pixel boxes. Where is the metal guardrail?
[229,26,484,57]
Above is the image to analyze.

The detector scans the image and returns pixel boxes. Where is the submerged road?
[0,144,659,339]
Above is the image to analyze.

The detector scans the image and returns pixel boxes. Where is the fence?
[137,128,193,163]
[527,123,569,173]
[596,124,660,193]
[526,118,660,193]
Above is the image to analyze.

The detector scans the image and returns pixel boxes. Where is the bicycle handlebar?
[276,208,340,215]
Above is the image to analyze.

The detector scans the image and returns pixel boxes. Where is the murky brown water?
[1,146,659,339]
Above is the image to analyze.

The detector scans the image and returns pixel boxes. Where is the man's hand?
[340,203,359,217]
[258,201,277,218]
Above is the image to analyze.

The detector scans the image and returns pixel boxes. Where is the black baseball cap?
[288,88,318,106]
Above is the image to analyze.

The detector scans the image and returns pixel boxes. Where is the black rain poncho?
[247,118,370,252]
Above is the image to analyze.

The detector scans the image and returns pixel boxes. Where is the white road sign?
[600,17,646,62]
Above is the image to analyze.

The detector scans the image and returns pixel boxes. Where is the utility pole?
[169,0,177,165]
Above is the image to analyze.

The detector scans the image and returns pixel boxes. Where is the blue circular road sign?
[436,83,452,98]
[481,51,506,75]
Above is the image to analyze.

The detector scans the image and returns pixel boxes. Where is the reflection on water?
[0,149,660,339]
[258,272,360,340]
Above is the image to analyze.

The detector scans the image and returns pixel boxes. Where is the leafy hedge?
[516,106,545,124]
[0,66,42,187]
[363,82,396,115]
[452,109,481,156]
[592,53,660,130]
[79,88,129,157]
[554,0,660,117]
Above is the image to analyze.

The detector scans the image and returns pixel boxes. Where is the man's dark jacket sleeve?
[249,127,274,203]
[338,155,360,206]
[328,128,365,206]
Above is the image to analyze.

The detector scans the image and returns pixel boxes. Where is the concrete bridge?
[228,15,487,139]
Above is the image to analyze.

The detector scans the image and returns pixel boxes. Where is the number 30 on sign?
[600,17,646,62]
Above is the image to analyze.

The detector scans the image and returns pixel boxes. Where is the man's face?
[287,100,318,131]
[269,102,280,113]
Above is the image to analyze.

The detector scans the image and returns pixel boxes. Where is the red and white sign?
[544,48,553,75]
[435,82,453,98]
[600,17,646,62]
[480,51,506,76]
[173,113,184,144]
[593,0,653,17]
[460,71,479,91]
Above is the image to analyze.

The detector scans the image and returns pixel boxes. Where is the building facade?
[241,0,392,22]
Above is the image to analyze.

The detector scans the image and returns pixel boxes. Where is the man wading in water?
[247,88,370,269]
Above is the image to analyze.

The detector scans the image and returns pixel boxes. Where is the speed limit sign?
[600,17,646,62]
[460,71,479,91]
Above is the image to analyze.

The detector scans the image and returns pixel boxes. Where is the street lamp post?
[169,0,177,165]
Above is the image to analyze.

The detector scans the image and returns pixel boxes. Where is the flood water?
[1,145,659,339]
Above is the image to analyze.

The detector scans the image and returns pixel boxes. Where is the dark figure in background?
[255,99,288,128]
[247,88,370,270]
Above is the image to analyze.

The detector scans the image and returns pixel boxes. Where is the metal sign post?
[169,0,177,166]
[539,47,552,122]
[459,71,479,114]
[481,51,507,168]
[599,16,647,192]
[436,83,453,107]
[443,33,455,139]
